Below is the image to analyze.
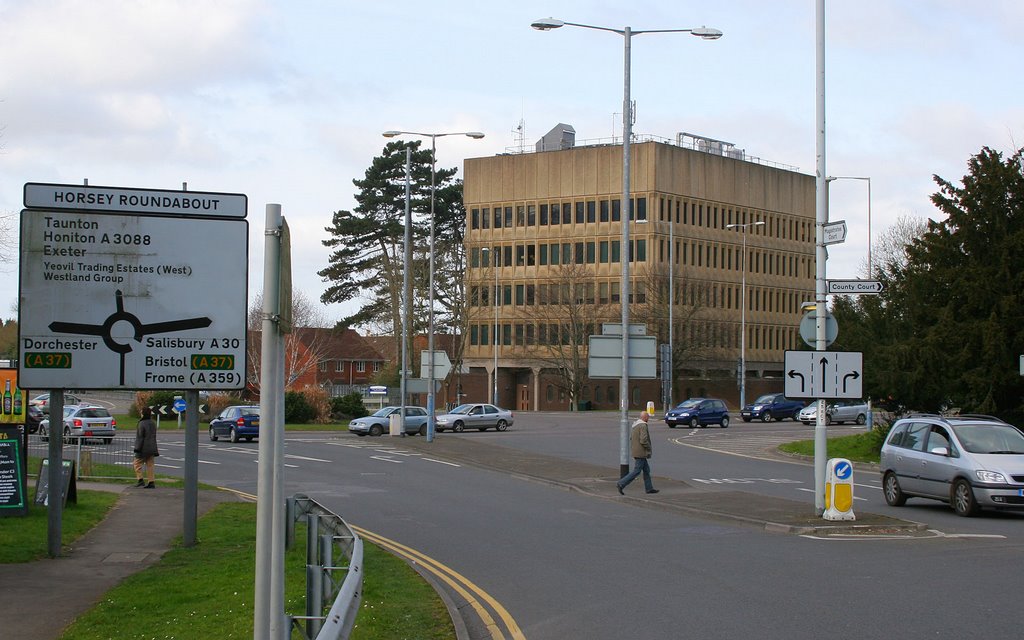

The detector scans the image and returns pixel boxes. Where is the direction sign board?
[19,204,248,390]
[24,183,247,218]
[828,279,884,295]
[823,220,847,245]
[784,350,863,399]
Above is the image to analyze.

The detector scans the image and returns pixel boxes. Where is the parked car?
[881,414,1024,517]
[664,398,730,428]
[349,406,429,437]
[741,393,805,423]
[39,404,117,443]
[25,404,45,434]
[435,403,514,432]
[798,400,870,425]
[30,392,83,415]
[209,405,260,443]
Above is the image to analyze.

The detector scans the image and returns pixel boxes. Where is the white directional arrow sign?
[784,350,863,399]
[828,279,884,295]
[823,220,847,245]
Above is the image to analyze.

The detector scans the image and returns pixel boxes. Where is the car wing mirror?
[929,446,949,456]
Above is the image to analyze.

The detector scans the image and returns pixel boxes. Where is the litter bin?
[388,414,402,436]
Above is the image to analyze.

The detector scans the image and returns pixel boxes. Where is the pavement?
[395,434,928,536]
[1,435,926,639]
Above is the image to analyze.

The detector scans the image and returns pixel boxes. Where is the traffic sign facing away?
[587,335,657,378]
[828,279,884,294]
[799,310,838,348]
[784,350,863,399]
[420,350,452,380]
[823,220,847,245]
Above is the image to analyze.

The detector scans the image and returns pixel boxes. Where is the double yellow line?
[354,525,525,640]
[230,489,524,639]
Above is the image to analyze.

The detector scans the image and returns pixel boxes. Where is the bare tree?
[247,289,333,393]
[510,263,618,410]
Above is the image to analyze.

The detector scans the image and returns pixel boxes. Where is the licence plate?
[252,420,259,427]
[1019,489,1024,497]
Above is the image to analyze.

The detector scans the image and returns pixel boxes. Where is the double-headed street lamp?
[382,130,485,442]
[531,17,722,477]
[726,220,764,410]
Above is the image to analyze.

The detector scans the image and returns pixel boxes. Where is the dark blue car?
[209,405,260,443]
[664,398,730,428]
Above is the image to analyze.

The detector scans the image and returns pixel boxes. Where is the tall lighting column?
[382,130,485,442]
[726,220,764,410]
[532,17,722,477]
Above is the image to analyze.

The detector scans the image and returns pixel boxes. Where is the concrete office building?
[460,130,815,412]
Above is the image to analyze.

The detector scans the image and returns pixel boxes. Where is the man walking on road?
[617,411,659,495]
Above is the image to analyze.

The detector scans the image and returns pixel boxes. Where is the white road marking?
[370,455,402,464]
[423,458,461,467]
[284,454,331,463]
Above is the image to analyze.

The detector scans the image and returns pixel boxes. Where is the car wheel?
[496,420,508,432]
[689,417,699,429]
[369,424,383,437]
[39,424,49,441]
[63,426,73,445]
[952,478,979,517]
[453,421,465,433]
[792,409,802,421]
[230,427,239,443]
[668,423,676,428]
[419,424,428,436]
[883,472,906,506]
[741,417,751,423]
[760,413,772,423]
[856,413,867,425]
[720,416,730,428]
[103,437,113,444]
[209,427,219,442]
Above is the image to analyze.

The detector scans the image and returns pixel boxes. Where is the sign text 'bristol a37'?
[18,183,248,391]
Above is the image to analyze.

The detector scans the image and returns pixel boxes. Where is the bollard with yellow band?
[823,458,856,521]
[646,401,656,415]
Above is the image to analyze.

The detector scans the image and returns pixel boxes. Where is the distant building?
[460,130,815,411]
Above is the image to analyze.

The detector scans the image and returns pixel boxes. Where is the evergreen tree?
[832,147,1024,421]
[318,142,461,355]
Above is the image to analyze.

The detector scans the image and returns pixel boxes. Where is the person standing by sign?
[616,411,659,495]
[133,407,159,488]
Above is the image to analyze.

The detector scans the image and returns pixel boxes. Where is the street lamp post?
[726,220,764,410]
[532,17,722,477]
[382,130,484,442]
[826,175,872,277]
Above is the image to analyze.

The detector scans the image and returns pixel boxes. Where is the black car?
[25,404,44,434]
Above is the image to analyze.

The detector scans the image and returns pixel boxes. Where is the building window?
[470,247,480,268]
[546,384,554,402]
[575,201,585,224]
[635,197,647,221]
[516,206,525,227]
[503,245,512,267]
[318,361,327,372]
[504,206,513,228]
[611,240,621,263]
[481,207,489,229]
[471,208,479,229]
[355,361,366,373]
[540,204,548,225]
[600,200,609,222]
[586,242,596,264]
[527,205,536,226]
[550,243,560,265]
[600,240,609,262]
[574,242,584,264]
[374,362,382,372]
[503,323,512,346]
[551,203,560,225]
[516,245,525,266]
[587,200,596,223]
[539,244,548,265]
[494,208,502,228]
[562,243,572,264]
[515,284,524,305]
[336,360,344,372]
[599,282,609,304]
[527,244,536,266]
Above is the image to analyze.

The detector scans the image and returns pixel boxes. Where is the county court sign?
[18,183,249,390]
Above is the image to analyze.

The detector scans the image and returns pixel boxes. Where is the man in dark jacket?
[133,407,159,488]
[616,411,659,495]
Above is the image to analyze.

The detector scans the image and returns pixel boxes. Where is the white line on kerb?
[423,458,460,467]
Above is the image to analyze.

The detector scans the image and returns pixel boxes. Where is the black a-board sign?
[35,458,77,507]
[0,424,28,517]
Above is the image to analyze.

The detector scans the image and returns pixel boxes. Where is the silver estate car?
[880,414,1024,516]
[798,400,870,425]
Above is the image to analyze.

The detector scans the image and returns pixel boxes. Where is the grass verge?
[778,428,886,464]
[0,490,120,563]
[60,501,454,640]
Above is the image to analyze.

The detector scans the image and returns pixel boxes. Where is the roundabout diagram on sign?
[49,290,212,385]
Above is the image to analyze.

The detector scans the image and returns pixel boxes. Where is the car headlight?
[975,470,1007,484]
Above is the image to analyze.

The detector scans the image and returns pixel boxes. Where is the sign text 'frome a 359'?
[18,183,249,391]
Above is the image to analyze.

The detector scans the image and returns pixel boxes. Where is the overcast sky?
[2,0,1021,326]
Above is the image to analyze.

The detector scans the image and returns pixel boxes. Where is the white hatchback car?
[798,400,870,425]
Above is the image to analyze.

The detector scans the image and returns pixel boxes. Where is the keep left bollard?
[823,458,855,521]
